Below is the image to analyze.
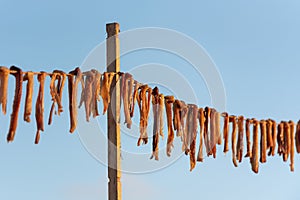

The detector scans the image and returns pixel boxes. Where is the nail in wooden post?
[106,22,121,200]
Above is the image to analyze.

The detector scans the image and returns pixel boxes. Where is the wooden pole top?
[106,23,120,38]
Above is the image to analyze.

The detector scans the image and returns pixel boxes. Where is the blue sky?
[1,0,300,200]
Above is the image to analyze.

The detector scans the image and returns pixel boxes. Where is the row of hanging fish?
[1,66,299,173]
[0,66,117,144]
[120,73,300,173]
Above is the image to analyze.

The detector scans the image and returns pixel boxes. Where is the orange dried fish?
[100,72,114,115]
[150,87,160,160]
[130,80,141,118]
[259,120,267,163]
[266,119,273,151]
[270,120,277,156]
[79,71,95,122]
[91,69,101,118]
[7,66,23,142]
[215,111,222,145]
[23,71,34,122]
[237,116,244,163]
[277,122,284,156]
[283,121,290,162]
[289,120,295,172]
[48,70,66,125]
[204,107,211,156]
[164,95,175,156]
[173,100,182,136]
[251,119,259,174]
[34,72,47,144]
[0,67,9,115]
[229,115,238,167]
[209,108,216,157]
[68,67,83,133]
[137,85,152,146]
[197,108,205,162]
[222,112,230,154]
[158,94,164,138]
[189,104,198,171]
[296,120,300,154]
[245,118,252,158]
[122,73,133,128]
[183,104,192,155]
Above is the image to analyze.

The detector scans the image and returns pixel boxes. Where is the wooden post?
[106,22,121,200]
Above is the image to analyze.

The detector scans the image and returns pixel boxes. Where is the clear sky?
[1,0,300,200]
